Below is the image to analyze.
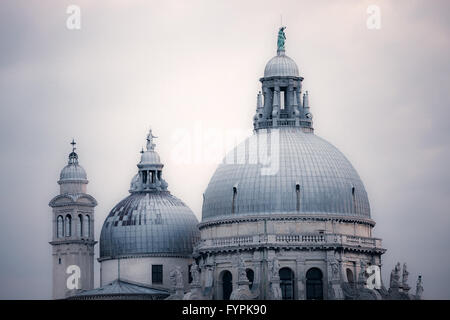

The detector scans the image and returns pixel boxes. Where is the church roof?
[202,128,371,222]
[100,191,200,259]
[68,279,170,300]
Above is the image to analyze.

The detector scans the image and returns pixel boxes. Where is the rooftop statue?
[170,266,184,289]
[270,256,280,280]
[416,275,424,298]
[190,261,200,286]
[390,262,401,289]
[402,263,410,291]
[237,256,248,282]
[146,129,157,151]
[277,26,286,51]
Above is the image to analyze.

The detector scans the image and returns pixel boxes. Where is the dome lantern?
[254,26,313,132]
[130,129,169,193]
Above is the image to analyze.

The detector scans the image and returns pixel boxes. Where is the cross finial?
[70,138,76,152]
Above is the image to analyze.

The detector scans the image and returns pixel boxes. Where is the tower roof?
[59,139,87,183]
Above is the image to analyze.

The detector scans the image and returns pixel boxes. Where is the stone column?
[262,87,272,119]
[296,256,306,300]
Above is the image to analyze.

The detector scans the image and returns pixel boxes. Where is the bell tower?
[49,140,97,299]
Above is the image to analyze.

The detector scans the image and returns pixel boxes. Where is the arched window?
[57,216,64,238]
[246,269,254,290]
[351,186,356,213]
[306,268,323,300]
[295,183,301,211]
[346,268,354,285]
[279,267,295,300]
[65,215,72,237]
[188,264,193,284]
[231,187,237,214]
[221,270,233,300]
[83,215,90,238]
[77,214,83,237]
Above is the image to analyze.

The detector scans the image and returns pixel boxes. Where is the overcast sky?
[0,0,449,299]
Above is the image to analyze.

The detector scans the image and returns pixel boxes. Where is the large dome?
[202,128,370,222]
[100,192,199,259]
[264,53,300,78]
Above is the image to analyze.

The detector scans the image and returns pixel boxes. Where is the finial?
[140,147,144,154]
[146,129,158,151]
[68,138,79,164]
[70,138,76,153]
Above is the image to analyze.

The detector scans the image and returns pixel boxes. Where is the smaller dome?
[100,192,200,259]
[264,53,299,78]
[140,150,161,165]
[59,163,87,181]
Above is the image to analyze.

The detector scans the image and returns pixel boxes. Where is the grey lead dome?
[99,130,200,260]
[100,192,199,259]
[264,53,300,78]
[202,128,370,222]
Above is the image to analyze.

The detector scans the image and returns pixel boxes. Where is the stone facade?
[100,256,193,292]
[191,217,384,300]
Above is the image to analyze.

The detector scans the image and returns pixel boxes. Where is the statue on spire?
[146,129,157,151]
[277,26,286,52]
